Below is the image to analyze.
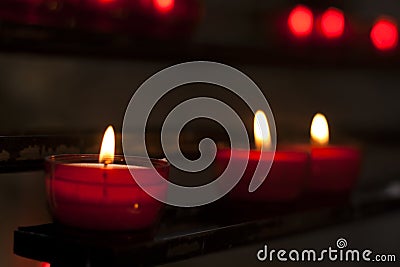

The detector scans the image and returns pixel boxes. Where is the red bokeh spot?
[98,0,114,4]
[153,0,174,13]
[370,18,398,51]
[320,8,345,38]
[288,5,313,37]
[40,263,50,267]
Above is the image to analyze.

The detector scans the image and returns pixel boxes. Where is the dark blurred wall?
[1,53,400,136]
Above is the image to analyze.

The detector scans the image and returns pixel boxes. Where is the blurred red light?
[288,5,313,37]
[99,0,114,4]
[154,0,174,13]
[40,263,50,267]
[320,8,344,38]
[370,18,398,51]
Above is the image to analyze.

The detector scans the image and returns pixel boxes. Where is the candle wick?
[103,159,112,168]
[102,159,111,199]
[102,169,108,198]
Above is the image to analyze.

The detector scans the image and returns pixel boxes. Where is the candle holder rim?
[45,154,170,168]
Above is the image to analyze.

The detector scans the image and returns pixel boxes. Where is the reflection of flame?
[99,125,115,164]
[310,113,329,145]
[254,110,271,150]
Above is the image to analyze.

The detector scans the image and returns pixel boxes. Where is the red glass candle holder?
[45,154,169,231]
[216,148,309,202]
[282,144,362,197]
[309,146,361,196]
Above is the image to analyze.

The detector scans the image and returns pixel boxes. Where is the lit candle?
[307,113,361,197]
[45,125,169,230]
[216,111,309,202]
[254,110,272,151]
[99,125,115,165]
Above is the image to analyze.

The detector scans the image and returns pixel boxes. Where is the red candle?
[216,111,309,202]
[307,113,361,196]
[216,149,309,202]
[45,126,169,231]
[308,145,361,195]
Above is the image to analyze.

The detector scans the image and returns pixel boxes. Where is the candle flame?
[310,113,329,146]
[254,110,272,150]
[99,125,115,164]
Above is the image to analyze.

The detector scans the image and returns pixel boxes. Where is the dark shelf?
[14,184,400,267]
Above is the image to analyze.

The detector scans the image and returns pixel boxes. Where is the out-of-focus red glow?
[320,8,345,38]
[98,0,115,4]
[40,262,50,267]
[153,0,174,13]
[288,5,313,37]
[370,18,398,51]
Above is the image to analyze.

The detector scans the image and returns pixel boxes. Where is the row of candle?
[217,112,361,202]
[45,112,361,230]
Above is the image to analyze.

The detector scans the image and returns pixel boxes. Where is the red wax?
[216,148,309,202]
[285,144,361,196]
[309,146,361,195]
[45,155,169,231]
